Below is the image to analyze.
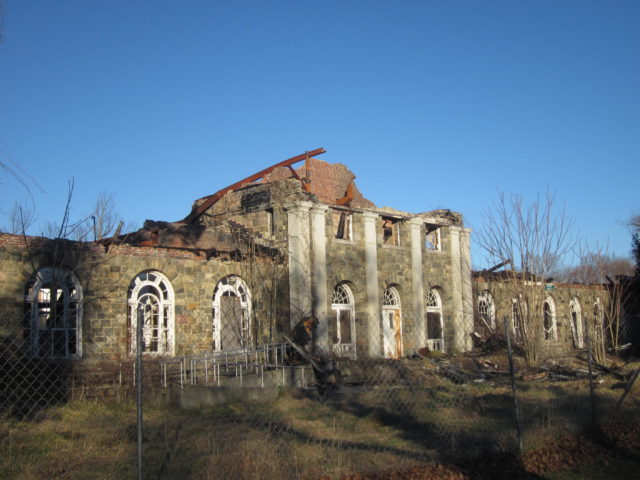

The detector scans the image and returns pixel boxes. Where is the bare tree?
[3,201,36,234]
[39,189,132,241]
[476,190,574,366]
[558,252,635,284]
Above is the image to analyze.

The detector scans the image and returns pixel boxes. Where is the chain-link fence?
[2,316,640,480]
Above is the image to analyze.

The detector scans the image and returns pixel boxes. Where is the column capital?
[361,211,378,222]
[283,200,313,213]
[310,204,329,214]
[407,217,423,229]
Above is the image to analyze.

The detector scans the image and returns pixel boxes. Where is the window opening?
[511,297,526,342]
[212,275,252,351]
[24,267,82,358]
[477,290,495,330]
[334,211,353,240]
[569,297,583,348]
[330,284,356,358]
[382,287,402,358]
[425,226,441,250]
[381,217,400,246]
[426,289,445,352]
[266,208,275,236]
[543,296,556,341]
[128,271,175,355]
[592,298,606,349]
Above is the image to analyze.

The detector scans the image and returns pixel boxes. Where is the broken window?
[128,271,175,355]
[543,296,556,341]
[426,289,445,352]
[381,217,400,246]
[425,226,441,251]
[24,267,82,358]
[212,275,252,351]
[334,211,353,241]
[477,290,495,330]
[330,283,356,358]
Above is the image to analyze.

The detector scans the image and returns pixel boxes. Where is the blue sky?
[1,1,638,268]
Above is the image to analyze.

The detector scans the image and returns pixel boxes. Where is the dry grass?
[1,360,639,479]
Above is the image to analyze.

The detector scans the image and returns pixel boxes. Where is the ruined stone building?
[0,149,612,363]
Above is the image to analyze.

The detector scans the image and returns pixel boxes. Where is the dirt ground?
[320,420,640,480]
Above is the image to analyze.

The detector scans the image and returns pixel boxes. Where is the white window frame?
[477,290,496,330]
[382,286,403,357]
[569,297,584,348]
[212,275,252,352]
[511,296,527,342]
[330,283,356,358]
[543,296,557,341]
[25,267,83,358]
[128,271,175,356]
[426,289,445,352]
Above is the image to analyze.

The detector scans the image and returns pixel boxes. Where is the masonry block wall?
[473,275,609,354]
[0,234,288,362]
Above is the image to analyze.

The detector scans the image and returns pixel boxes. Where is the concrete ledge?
[174,386,281,408]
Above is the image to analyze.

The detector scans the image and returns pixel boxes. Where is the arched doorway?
[212,275,252,351]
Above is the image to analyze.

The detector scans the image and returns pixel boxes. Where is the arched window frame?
[569,297,584,348]
[128,271,175,356]
[381,286,403,358]
[511,296,527,341]
[24,267,83,358]
[330,283,356,358]
[212,275,252,352]
[426,288,445,352]
[543,296,557,341]
[477,290,496,330]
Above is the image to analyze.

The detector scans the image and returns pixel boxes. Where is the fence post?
[136,307,144,480]
[504,316,523,452]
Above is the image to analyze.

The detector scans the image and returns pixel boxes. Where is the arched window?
[330,283,356,358]
[128,271,174,355]
[382,286,402,358]
[543,296,557,341]
[426,289,445,352]
[477,290,496,330]
[24,267,82,358]
[569,297,583,348]
[212,275,252,351]
[592,297,606,347]
[511,296,526,342]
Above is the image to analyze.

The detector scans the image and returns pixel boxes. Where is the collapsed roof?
[112,148,461,252]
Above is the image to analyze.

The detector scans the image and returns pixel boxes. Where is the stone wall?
[0,234,288,361]
[473,274,609,354]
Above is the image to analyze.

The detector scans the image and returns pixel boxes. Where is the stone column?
[408,218,426,352]
[460,227,474,351]
[362,211,381,357]
[310,204,329,350]
[284,201,313,329]
[449,226,465,352]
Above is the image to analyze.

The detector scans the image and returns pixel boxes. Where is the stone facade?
[473,272,609,354]
[0,157,607,364]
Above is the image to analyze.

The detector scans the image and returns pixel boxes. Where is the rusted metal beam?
[486,259,512,273]
[182,148,326,223]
